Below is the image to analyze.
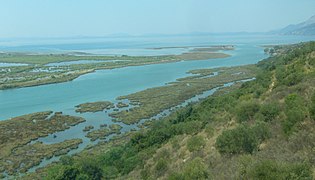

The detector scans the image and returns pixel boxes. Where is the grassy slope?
[125,42,315,179]
[24,42,315,179]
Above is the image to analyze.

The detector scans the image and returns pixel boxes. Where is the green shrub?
[168,172,184,180]
[283,108,305,135]
[216,123,269,154]
[216,125,258,154]
[236,101,260,122]
[155,158,168,177]
[243,160,312,180]
[173,121,204,135]
[259,102,280,122]
[57,166,80,180]
[285,93,304,110]
[251,122,270,141]
[168,158,210,180]
[59,155,74,166]
[282,94,306,135]
[80,160,103,180]
[170,136,180,149]
[102,166,119,179]
[310,91,315,120]
[140,167,151,180]
[205,124,215,137]
[187,135,206,152]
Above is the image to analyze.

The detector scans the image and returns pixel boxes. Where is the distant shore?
[0,46,232,90]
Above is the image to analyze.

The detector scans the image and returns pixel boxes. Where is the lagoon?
[1,34,315,121]
[0,44,266,120]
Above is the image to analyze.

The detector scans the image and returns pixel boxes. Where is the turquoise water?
[0,44,266,120]
[0,62,28,67]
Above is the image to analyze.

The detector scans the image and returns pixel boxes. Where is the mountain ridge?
[275,15,315,35]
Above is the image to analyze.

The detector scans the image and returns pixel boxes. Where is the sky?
[0,0,314,38]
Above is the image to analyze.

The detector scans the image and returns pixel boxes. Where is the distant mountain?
[275,15,315,35]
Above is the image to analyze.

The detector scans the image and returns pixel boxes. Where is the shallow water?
[0,62,28,67]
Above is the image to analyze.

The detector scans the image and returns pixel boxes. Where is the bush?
[216,125,258,154]
[155,158,168,177]
[251,122,270,141]
[259,102,280,122]
[183,158,209,180]
[236,101,260,122]
[216,123,269,154]
[173,121,204,135]
[283,109,305,135]
[285,93,304,110]
[80,160,103,180]
[168,158,210,180]
[140,167,151,180]
[187,135,205,152]
[57,166,80,180]
[205,124,215,137]
[310,92,315,120]
[282,94,306,135]
[243,160,312,180]
[59,155,74,166]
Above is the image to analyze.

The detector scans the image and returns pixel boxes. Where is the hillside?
[25,42,315,179]
[276,15,315,35]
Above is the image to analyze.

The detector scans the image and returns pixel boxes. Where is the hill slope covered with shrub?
[27,42,315,179]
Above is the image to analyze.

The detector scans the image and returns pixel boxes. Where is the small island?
[75,101,115,113]
[86,124,122,141]
[116,102,129,108]
[83,125,94,132]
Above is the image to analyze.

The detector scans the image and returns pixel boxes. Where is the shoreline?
[0,46,231,90]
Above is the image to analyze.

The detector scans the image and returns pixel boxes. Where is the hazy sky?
[0,0,314,38]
